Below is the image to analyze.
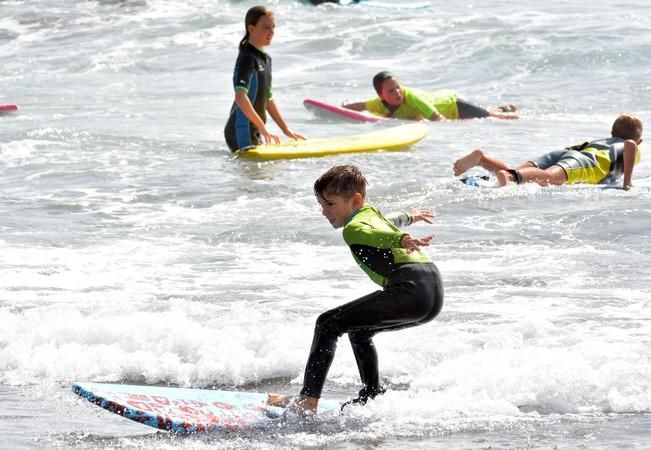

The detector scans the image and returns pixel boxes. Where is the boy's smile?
[317,192,363,228]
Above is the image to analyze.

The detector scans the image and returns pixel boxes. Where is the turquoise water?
[1,0,650,448]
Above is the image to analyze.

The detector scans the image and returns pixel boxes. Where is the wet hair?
[612,114,643,141]
[372,71,397,95]
[314,165,367,199]
[239,6,274,50]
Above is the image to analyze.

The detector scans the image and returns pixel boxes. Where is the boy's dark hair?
[612,114,643,141]
[314,165,367,199]
[372,71,397,95]
[239,6,273,50]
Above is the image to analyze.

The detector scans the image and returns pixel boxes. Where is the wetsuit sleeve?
[384,211,412,228]
[233,53,256,93]
[404,88,438,118]
[343,221,405,249]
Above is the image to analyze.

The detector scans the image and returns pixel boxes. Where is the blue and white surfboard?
[72,382,339,434]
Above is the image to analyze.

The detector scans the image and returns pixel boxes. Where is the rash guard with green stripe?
[343,204,432,287]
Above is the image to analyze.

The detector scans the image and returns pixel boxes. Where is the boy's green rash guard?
[343,204,432,287]
[365,87,459,120]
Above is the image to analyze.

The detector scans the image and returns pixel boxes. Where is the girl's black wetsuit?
[224,42,272,152]
[300,204,444,400]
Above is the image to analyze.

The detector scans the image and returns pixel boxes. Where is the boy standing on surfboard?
[224,6,304,152]
[268,165,444,415]
[453,114,643,190]
[343,71,519,121]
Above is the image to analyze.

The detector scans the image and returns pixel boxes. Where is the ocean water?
[1,0,650,448]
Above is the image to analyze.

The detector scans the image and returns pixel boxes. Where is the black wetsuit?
[300,205,444,399]
[224,42,272,152]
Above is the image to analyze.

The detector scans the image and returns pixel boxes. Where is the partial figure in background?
[344,71,519,121]
[453,114,643,190]
[224,6,304,152]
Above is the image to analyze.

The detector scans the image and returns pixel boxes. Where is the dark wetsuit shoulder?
[233,43,272,94]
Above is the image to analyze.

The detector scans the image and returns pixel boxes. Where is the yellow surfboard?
[238,123,429,160]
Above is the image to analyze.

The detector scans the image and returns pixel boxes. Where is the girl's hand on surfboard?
[261,127,280,145]
[400,234,434,253]
[284,129,306,141]
[410,209,435,224]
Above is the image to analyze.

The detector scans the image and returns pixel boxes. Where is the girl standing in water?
[224,6,304,152]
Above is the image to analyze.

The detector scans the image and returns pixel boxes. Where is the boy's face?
[379,78,403,106]
[316,192,363,228]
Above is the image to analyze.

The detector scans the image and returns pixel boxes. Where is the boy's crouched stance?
[268,165,443,415]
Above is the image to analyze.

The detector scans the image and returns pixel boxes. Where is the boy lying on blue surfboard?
[454,114,643,190]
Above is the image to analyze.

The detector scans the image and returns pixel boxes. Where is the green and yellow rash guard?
[565,137,642,184]
[364,87,459,120]
[343,204,432,287]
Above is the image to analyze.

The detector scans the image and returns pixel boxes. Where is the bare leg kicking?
[455,149,560,186]
[453,148,511,176]
[516,165,567,186]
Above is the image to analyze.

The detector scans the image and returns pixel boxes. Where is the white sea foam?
[1,0,651,448]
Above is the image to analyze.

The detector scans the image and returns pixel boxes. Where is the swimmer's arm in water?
[428,111,445,121]
[342,101,367,111]
[622,139,639,190]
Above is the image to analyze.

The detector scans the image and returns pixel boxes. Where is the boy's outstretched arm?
[400,234,434,253]
[385,209,435,228]
[398,209,435,253]
[410,209,435,224]
[622,140,638,190]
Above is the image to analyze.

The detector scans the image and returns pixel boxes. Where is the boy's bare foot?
[453,148,485,176]
[266,393,294,408]
[293,395,319,416]
[267,394,319,416]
